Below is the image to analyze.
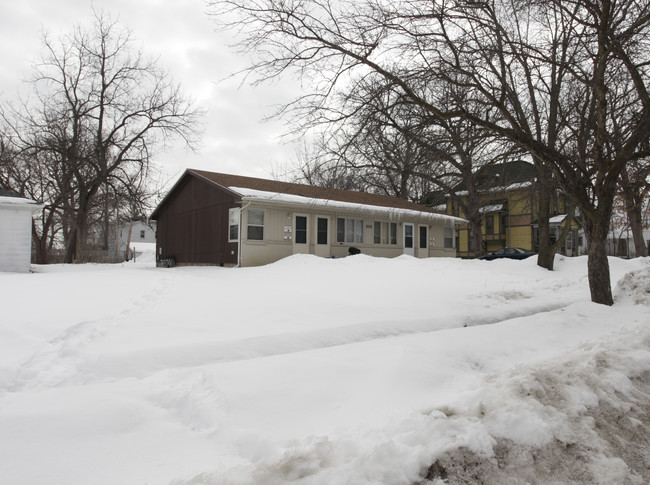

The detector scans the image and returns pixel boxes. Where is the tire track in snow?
[82,297,576,384]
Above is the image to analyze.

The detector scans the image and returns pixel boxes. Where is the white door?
[403,223,415,256]
[314,216,330,258]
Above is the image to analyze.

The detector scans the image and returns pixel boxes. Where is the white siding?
[238,201,462,267]
[0,205,34,272]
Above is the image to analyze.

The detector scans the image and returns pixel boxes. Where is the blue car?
[479,247,535,260]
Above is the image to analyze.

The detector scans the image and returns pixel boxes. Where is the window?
[468,233,475,251]
[337,218,363,243]
[485,215,494,235]
[295,216,307,244]
[140,230,145,239]
[247,209,264,241]
[373,221,397,245]
[404,224,414,248]
[444,227,454,249]
[317,218,328,245]
[228,208,240,242]
[419,226,427,249]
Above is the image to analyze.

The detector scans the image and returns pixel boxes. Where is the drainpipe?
[507,193,511,247]
[237,201,251,267]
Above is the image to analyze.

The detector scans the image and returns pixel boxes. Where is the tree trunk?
[619,168,648,258]
[584,219,614,306]
[125,219,134,261]
[536,182,555,270]
[466,185,485,258]
[626,202,648,257]
[64,210,88,263]
[32,224,49,264]
[64,230,77,264]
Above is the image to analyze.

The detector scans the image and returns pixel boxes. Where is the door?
[403,223,415,256]
[293,215,310,254]
[314,216,330,258]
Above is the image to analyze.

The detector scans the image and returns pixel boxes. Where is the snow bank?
[615,265,650,305]
[0,255,648,485]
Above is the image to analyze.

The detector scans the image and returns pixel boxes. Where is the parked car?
[479,247,535,260]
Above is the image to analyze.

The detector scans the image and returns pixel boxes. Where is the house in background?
[108,218,156,260]
[447,161,583,258]
[606,195,650,258]
[151,169,465,267]
[0,188,42,272]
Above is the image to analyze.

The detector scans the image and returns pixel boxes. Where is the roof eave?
[240,195,467,225]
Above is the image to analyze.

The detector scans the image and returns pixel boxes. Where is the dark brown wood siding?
[155,174,240,265]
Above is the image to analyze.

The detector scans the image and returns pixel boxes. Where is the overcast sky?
[0,0,301,186]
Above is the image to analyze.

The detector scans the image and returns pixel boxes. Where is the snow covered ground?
[0,253,648,484]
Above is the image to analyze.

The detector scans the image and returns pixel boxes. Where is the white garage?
[0,189,42,272]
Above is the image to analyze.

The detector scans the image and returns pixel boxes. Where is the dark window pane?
[419,226,427,248]
[405,225,413,248]
[336,218,345,243]
[485,215,494,235]
[317,218,328,245]
[248,226,263,240]
[296,216,307,244]
[390,223,397,244]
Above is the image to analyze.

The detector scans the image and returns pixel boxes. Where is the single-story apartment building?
[151,169,466,267]
[0,188,43,272]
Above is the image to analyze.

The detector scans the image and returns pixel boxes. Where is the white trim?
[228,207,240,242]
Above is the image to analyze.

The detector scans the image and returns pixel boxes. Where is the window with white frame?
[373,221,397,245]
[228,208,240,242]
[444,227,454,248]
[247,209,264,241]
[336,217,363,243]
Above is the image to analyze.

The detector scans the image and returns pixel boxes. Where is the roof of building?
[0,188,23,198]
[152,169,464,223]
[452,160,536,193]
[0,187,40,206]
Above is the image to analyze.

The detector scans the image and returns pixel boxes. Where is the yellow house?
[447,161,582,258]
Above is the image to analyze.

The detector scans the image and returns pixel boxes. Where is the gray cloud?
[0,0,300,184]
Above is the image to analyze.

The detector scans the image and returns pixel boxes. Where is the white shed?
[0,189,42,272]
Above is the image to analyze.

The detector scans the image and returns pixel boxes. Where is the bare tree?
[209,0,650,305]
[1,11,201,263]
[618,159,649,258]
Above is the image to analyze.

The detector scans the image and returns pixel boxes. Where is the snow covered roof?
[154,169,465,224]
[479,203,505,214]
[452,181,533,197]
[549,214,567,224]
[0,189,41,208]
[230,186,464,223]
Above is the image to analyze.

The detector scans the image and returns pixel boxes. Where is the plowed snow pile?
[0,255,648,484]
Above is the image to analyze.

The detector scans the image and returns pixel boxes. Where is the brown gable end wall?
[155,173,240,266]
